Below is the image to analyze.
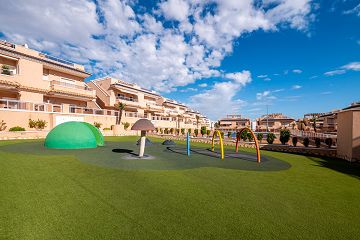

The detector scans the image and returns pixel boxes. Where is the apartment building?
[88,77,210,131]
[216,114,250,132]
[0,40,117,130]
[256,113,295,132]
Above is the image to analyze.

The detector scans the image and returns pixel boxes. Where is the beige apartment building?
[256,113,295,132]
[88,77,210,132]
[216,114,250,132]
[0,41,123,132]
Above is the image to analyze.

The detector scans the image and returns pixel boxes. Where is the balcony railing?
[116,95,138,102]
[51,80,92,91]
[0,99,62,112]
[0,99,119,116]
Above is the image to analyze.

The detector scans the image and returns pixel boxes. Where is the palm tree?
[311,117,317,133]
[196,115,200,129]
[115,102,126,125]
[177,114,182,135]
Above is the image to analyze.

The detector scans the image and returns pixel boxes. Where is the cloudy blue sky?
[0,0,359,120]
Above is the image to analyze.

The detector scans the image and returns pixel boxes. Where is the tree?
[227,131,232,139]
[325,138,333,148]
[188,128,192,134]
[311,117,317,132]
[170,128,174,134]
[194,129,199,137]
[220,131,224,139]
[257,133,263,142]
[303,137,310,147]
[315,138,321,148]
[292,137,298,147]
[114,102,126,125]
[181,128,185,135]
[267,133,276,144]
[123,122,130,130]
[241,130,248,141]
[201,126,207,137]
[279,129,290,144]
[206,129,211,136]
[214,120,220,129]
[164,128,169,134]
[247,132,253,141]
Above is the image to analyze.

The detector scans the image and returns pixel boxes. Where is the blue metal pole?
[186,132,190,156]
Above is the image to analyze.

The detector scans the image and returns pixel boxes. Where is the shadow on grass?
[308,156,360,180]
[112,149,137,156]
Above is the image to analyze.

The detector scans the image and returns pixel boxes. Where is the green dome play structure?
[45,121,104,149]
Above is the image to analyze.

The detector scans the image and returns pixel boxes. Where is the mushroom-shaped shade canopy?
[131,118,155,131]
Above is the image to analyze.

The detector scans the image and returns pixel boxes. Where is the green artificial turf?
[1,136,360,239]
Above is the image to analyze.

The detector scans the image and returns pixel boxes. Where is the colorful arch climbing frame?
[211,130,224,160]
[235,127,261,163]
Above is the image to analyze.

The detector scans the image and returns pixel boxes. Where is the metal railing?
[290,129,337,139]
[116,95,138,102]
[51,80,92,91]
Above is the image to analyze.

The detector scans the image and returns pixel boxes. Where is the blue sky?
[0,0,359,120]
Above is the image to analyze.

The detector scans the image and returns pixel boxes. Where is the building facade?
[256,113,295,132]
[216,114,250,132]
[88,77,210,132]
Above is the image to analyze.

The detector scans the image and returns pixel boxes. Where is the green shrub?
[206,129,211,136]
[201,126,207,137]
[280,129,290,144]
[0,120,7,131]
[247,132,253,141]
[303,137,310,147]
[94,122,102,129]
[164,128,169,134]
[220,131,224,139]
[257,133,263,142]
[29,119,47,130]
[188,128,192,134]
[9,126,25,131]
[227,131,232,139]
[170,128,174,134]
[28,119,37,128]
[123,122,130,130]
[325,138,333,148]
[181,128,185,135]
[315,138,321,148]
[176,129,180,135]
[194,129,199,137]
[292,137,298,147]
[267,133,276,144]
[241,130,248,141]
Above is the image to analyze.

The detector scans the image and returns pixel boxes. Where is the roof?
[131,118,155,131]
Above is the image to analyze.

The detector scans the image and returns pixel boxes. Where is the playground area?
[1,135,360,239]
[0,138,289,171]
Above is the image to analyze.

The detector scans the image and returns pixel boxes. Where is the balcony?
[116,95,141,107]
[0,99,61,112]
[1,64,17,76]
[146,101,163,111]
[50,80,96,98]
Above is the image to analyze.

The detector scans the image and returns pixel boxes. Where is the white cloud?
[198,83,208,87]
[324,62,360,77]
[343,3,360,17]
[342,62,360,71]
[160,0,189,22]
[256,91,271,100]
[292,69,302,73]
[264,77,272,81]
[225,70,252,85]
[292,85,302,89]
[321,91,332,95]
[189,70,252,120]
[324,69,346,76]
[258,75,268,78]
[0,0,316,116]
